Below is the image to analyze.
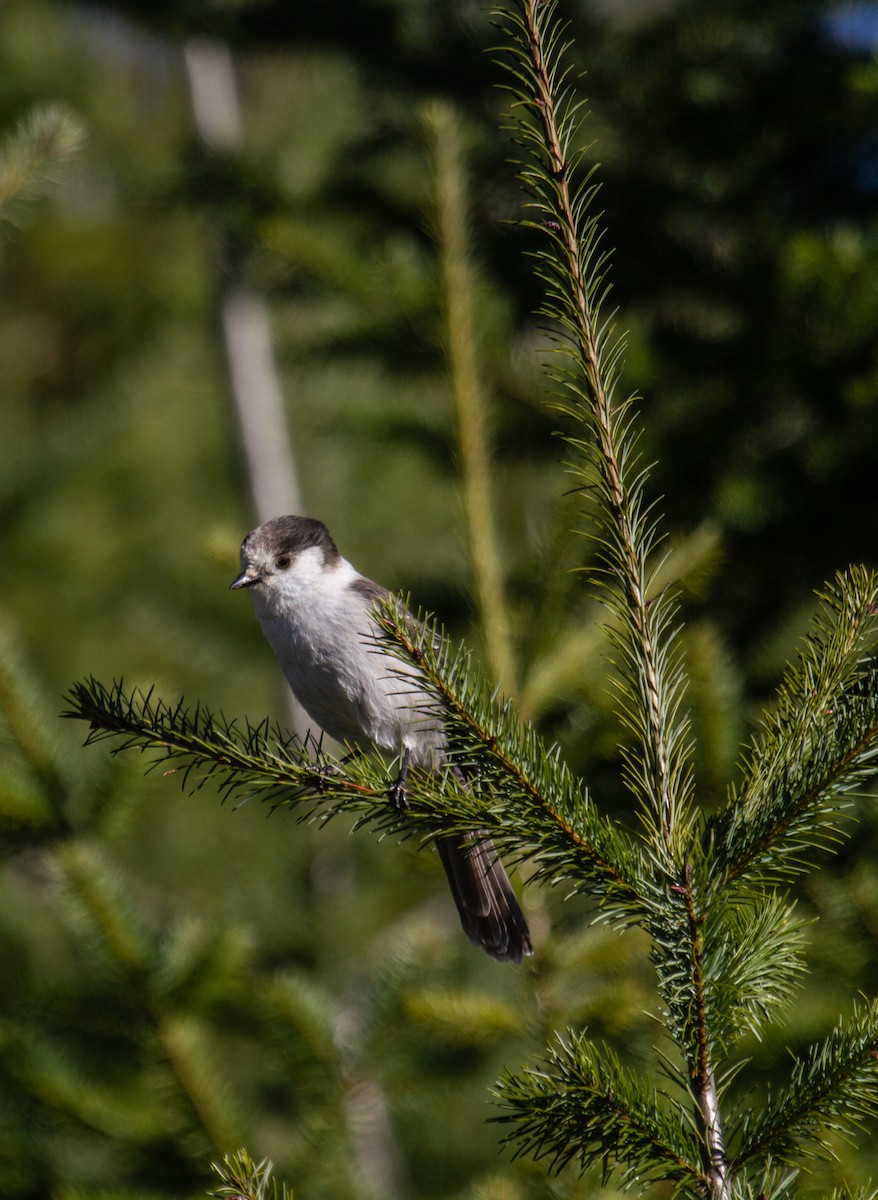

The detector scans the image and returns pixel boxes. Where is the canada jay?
[230,515,532,962]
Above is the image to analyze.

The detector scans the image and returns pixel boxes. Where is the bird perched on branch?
[231,514,531,962]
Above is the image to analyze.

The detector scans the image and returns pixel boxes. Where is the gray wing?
[352,577,532,961]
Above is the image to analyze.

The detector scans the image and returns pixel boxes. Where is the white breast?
[252,553,445,766]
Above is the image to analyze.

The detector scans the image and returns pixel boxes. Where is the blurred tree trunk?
[183,37,309,739]
[183,37,303,523]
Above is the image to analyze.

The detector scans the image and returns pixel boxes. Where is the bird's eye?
[276,555,291,570]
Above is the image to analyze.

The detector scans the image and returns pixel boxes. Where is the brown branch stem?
[681,863,729,1199]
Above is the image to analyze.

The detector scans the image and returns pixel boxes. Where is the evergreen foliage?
[57,2,878,1197]
[0,101,83,219]
[3,1,878,1198]
[211,1149,293,1200]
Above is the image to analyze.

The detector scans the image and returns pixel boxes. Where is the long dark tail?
[436,832,532,962]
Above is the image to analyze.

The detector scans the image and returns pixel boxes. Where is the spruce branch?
[653,869,803,1071]
[708,566,878,888]
[494,5,740,1189]
[63,611,649,922]
[58,840,154,978]
[4,1018,169,1143]
[645,870,804,1197]
[730,1000,878,1172]
[494,0,693,856]
[210,1149,293,1200]
[0,101,84,216]
[371,596,651,917]
[701,894,805,1052]
[518,520,723,722]
[493,1031,704,1191]
[62,676,379,817]
[157,1014,245,1155]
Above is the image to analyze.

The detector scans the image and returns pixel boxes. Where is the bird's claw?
[388,748,412,814]
[388,776,409,813]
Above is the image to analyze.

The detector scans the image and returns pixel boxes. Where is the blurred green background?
[3,0,878,1195]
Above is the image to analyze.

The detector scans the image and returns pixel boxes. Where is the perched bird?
[231,514,532,962]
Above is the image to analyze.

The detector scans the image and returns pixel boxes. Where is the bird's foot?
[388,748,411,814]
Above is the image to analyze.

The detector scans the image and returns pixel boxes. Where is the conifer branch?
[64,636,647,921]
[708,567,878,888]
[495,0,692,855]
[210,1149,292,1200]
[158,1016,244,1155]
[63,676,375,809]
[701,894,805,1052]
[495,4,736,1188]
[730,1001,878,1171]
[0,102,84,215]
[493,1032,704,1190]
[372,597,650,915]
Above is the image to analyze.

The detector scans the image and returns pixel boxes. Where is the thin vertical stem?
[517,0,676,843]
[682,864,730,1199]
[425,100,517,695]
[505,4,722,1188]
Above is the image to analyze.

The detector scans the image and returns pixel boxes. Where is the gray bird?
[231,514,532,962]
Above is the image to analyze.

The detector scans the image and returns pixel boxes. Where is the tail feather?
[436,832,532,963]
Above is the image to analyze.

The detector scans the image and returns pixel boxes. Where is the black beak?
[230,569,261,590]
